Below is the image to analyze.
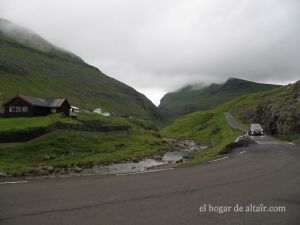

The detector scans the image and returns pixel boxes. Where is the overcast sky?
[1,0,299,105]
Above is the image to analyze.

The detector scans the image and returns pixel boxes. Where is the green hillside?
[161,81,300,164]
[0,18,159,119]
[161,104,240,165]
[159,78,279,120]
[0,113,169,175]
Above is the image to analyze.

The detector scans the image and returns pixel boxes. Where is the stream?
[78,138,208,175]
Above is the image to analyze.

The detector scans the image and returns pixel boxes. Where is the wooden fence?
[0,121,130,143]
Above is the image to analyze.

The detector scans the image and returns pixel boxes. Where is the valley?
[1,2,299,225]
[0,18,299,178]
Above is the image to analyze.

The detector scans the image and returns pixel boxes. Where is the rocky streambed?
[78,138,208,175]
[1,138,208,178]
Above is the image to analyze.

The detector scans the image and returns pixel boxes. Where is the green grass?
[77,113,131,127]
[0,114,77,131]
[0,113,169,175]
[278,133,300,144]
[0,129,168,176]
[161,105,241,164]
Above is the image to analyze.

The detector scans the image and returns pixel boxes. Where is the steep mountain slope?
[159,78,279,120]
[0,18,159,119]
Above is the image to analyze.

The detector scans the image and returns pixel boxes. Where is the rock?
[239,81,300,136]
[73,166,82,173]
[47,166,54,173]
[43,155,51,160]
[219,138,255,155]
[58,168,66,174]
[37,169,49,176]
[54,168,61,173]
[38,165,48,170]
[152,155,162,161]
[176,159,183,163]
[113,159,121,163]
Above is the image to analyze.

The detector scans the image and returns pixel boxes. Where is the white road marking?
[0,181,28,185]
[208,156,229,163]
[116,168,174,176]
[240,151,246,154]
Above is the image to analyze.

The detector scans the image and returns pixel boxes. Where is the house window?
[51,108,57,113]
[22,106,28,112]
[9,106,16,112]
[16,106,22,112]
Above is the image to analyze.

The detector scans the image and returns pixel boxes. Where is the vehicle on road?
[250,123,264,135]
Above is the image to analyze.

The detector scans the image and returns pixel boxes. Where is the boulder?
[73,166,82,173]
[47,166,54,173]
[37,169,49,176]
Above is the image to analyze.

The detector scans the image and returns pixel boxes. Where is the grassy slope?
[159,78,279,119]
[0,114,168,175]
[161,106,241,165]
[0,114,77,131]
[0,32,158,119]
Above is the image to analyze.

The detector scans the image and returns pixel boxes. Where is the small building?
[70,106,80,113]
[2,95,71,117]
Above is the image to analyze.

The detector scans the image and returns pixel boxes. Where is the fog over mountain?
[0,0,299,105]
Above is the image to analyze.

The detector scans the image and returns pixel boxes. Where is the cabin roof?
[3,95,68,107]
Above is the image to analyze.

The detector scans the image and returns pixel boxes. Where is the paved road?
[1,143,299,225]
[224,112,284,145]
[224,112,246,131]
[249,134,284,145]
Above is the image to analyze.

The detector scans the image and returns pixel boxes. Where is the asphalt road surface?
[1,141,299,225]
[249,134,284,145]
[224,112,246,132]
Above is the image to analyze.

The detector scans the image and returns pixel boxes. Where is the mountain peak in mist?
[0,18,79,59]
[0,18,54,50]
[159,78,280,119]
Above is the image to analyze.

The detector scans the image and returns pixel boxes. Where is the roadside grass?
[278,133,300,144]
[180,111,241,167]
[161,106,241,165]
[0,113,169,176]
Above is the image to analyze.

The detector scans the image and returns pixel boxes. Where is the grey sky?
[1,0,299,105]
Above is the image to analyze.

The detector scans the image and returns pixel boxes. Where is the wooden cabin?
[2,95,70,117]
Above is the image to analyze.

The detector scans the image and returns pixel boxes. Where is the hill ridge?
[159,78,280,120]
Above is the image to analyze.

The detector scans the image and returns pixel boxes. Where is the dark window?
[22,106,28,112]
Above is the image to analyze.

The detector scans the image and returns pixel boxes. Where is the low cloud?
[1,0,299,105]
